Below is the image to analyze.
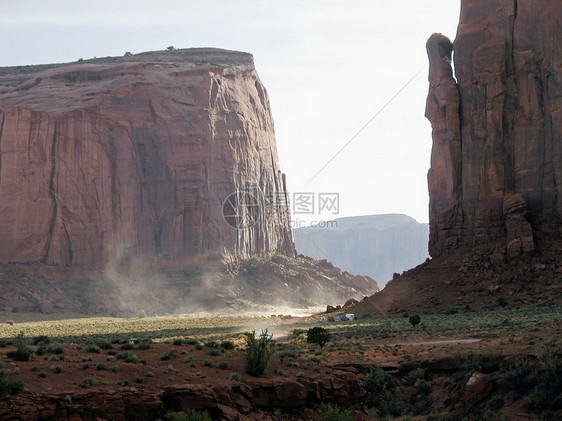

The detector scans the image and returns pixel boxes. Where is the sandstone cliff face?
[293,214,429,287]
[426,0,561,259]
[0,49,294,268]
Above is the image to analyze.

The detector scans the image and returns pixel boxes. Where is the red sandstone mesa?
[0,49,294,268]
[426,0,561,259]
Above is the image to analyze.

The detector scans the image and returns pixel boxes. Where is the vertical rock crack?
[42,122,58,263]
[0,112,5,186]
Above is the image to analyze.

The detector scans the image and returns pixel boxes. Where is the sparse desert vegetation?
[0,306,559,419]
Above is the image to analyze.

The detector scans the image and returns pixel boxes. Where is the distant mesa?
[293,214,429,287]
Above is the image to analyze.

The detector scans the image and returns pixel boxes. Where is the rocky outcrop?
[426,0,561,259]
[293,214,429,287]
[0,374,365,420]
[0,49,294,268]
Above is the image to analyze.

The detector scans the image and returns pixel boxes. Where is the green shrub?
[524,343,562,412]
[47,345,64,354]
[397,361,421,376]
[120,343,134,350]
[500,359,535,398]
[497,297,508,308]
[414,378,431,395]
[137,340,151,350]
[217,360,229,370]
[32,335,51,346]
[363,366,395,394]
[137,310,147,318]
[220,340,235,350]
[80,377,98,388]
[7,332,32,361]
[97,341,113,350]
[244,330,274,377]
[460,352,501,374]
[229,372,241,381]
[208,348,221,356]
[0,372,25,398]
[116,351,138,363]
[160,349,178,361]
[52,365,63,374]
[409,315,421,328]
[85,344,101,353]
[203,360,214,367]
[375,385,418,417]
[488,395,505,411]
[307,327,331,348]
[320,403,355,421]
[110,366,120,372]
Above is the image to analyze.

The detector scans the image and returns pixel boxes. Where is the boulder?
[37,300,55,314]
[343,298,359,307]
[273,380,307,407]
[161,384,218,410]
[463,372,493,405]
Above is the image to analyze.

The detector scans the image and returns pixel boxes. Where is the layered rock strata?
[0,49,294,268]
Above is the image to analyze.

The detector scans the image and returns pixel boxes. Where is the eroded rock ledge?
[0,373,365,421]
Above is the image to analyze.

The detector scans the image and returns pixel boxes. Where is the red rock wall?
[426,0,561,258]
[0,49,294,267]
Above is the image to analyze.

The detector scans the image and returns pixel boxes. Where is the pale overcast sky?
[0,0,461,225]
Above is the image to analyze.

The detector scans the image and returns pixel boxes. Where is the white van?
[345,314,355,321]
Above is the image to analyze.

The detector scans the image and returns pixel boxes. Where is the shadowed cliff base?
[348,240,562,318]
